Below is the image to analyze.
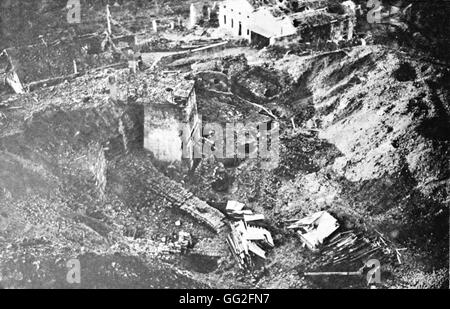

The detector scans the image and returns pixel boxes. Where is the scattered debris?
[315,230,396,267]
[226,200,245,213]
[227,220,274,269]
[174,231,193,253]
[304,269,363,277]
[243,214,265,222]
[225,200,265,223]
[287,211,339,251]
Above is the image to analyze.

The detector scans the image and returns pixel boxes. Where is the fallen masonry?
[146,174,226,233]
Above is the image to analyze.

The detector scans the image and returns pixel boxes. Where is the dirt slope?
[268,45,449,286]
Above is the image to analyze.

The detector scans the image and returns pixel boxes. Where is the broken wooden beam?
[304,271,362,276]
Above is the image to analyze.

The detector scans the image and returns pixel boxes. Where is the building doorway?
[250,31,270,47]
[238,22,242,36]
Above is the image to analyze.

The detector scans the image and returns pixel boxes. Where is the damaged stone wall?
[144,104,184,164]
[119,103,144,154]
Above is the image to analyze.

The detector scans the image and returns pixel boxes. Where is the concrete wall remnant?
[144,77,201,170]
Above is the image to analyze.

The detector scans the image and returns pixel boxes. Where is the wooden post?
[106,4,112,35]
[206,7,211,21]
[5,71,25,94]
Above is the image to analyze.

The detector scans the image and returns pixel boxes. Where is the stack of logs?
[314,230,396,266]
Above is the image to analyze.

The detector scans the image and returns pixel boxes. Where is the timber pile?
[315,230,395,266]
[227,220,274,269]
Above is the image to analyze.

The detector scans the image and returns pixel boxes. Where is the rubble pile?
[227,220,274,269]
[225,201,274,269]
[2,36,120,89]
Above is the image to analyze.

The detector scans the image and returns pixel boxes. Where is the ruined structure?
[189,2,219,29]
[0,32,133,93]
[219,0,356,46]
[143,75,201,170]
[291,10,355,44]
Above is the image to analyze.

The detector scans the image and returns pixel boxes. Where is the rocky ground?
[0,0,449,289]
[179,44,449,288]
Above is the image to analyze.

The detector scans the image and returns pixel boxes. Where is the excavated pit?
[0,90,222,287]
[183,46,449,288]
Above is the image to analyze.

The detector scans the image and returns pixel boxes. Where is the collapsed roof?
[246,0,336,17]
[239,0,355,38]
[248,0,329,12]
[292,10,351,29]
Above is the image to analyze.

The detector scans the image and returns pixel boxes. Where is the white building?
[218,0,254,41]
[249,7,298,46]
[219,0,298,45]
[219,0,356,47]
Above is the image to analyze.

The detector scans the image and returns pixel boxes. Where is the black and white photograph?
[0,0,448,292]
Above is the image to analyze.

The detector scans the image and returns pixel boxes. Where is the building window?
[231,19,234,28]
[247,29,250,35]
[224,15,226,24]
